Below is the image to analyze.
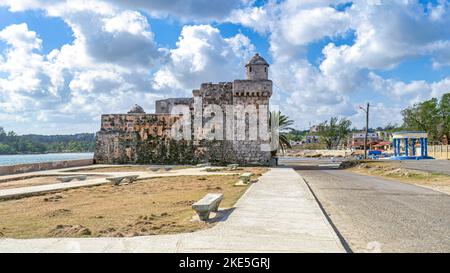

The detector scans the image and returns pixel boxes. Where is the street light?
[359,103,370,159]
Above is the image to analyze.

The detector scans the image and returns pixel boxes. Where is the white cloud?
[0,23,52,112]
[370,73,450,104]
[227,3,276,34]
[0,2,255,133]
[0,23,42,50]
[106,0,246,21]
[0,1,165,133]
[280,6,350,46]
[153,25,254,91]
[245,0,450,128]
[1,0,450,133]
[0,0,247,21]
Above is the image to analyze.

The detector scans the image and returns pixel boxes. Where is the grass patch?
[0,172,265,239]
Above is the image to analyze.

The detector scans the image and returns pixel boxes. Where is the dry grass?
[347,161,450,195]
[0,175,103,190]
[0,173,260,239]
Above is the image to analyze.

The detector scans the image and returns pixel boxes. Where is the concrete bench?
[148,166,160,172]
[205,167,225,172]
[192,193,224,221]
[240,173,253,184]
[106,175,139,186]
[227,164,239,170]
[57,175,87,183]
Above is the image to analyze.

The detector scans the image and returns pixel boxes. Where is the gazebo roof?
[393,131,427,138]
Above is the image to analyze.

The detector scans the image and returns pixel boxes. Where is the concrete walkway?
[0,168,345,253]
[0,168,234,200]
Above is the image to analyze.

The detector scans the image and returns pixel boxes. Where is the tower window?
[265,67,267,72]
[249,67,252,72]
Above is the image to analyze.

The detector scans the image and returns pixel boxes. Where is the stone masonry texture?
[94,54,273,166]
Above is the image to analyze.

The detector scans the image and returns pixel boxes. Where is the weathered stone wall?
[95,114,180,164]
[95,82,273,165]
[231,80,272,166]
[155,98,193,114]
[233,80,272,97]
[94,54,274,166]
[246,64,269,80]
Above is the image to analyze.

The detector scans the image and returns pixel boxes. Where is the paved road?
[0,168,344,253]
[286,160,450,253]
[397,159,450,175]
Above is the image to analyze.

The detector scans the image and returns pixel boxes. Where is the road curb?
[300,176,353,253]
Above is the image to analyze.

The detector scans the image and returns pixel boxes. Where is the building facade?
[94,54,274,166]
[351,132,380,149]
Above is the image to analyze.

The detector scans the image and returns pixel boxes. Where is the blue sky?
[0,0,449,134]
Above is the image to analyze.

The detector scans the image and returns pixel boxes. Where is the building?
[309,125,319,134]
[94,54,274,166]
[373,141,392,151]
[375,131,393,141]
[305,135,319,144]
[290,140,302,146]
[305,125,320,144]
[351,132,379,149]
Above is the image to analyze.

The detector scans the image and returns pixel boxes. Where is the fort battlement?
[94,54,274,165]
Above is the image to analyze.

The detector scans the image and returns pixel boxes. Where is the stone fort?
[94,54,274,166]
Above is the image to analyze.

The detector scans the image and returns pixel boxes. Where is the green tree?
[286,129,305,142]
[317,117,352,149]
[402,97,441,141]
[270,111,294,155]
[0,127,6,142]
[439,93,450,142]
[381,122,400,132]
[0,127,95,155]
[0,143,13,154]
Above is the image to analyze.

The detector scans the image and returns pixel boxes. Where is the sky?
[0,0,449,135]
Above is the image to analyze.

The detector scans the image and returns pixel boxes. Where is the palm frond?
[270,111,294,155]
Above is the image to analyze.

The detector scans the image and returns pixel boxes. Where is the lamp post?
[359,103,370,159]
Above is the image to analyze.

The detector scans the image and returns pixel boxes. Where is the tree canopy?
[401,93,450,142]
[0,127,95,155]
[270,111,294,154]
[317,117,352,149]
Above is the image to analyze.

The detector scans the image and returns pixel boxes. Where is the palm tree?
[269,111,294,155]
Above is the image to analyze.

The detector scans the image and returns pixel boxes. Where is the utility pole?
[359,103,370,159]
[364,103,370,159]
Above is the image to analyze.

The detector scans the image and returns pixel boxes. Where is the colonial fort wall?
[94,54,274,166]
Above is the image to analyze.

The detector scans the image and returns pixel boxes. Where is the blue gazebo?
[391,131,433,160]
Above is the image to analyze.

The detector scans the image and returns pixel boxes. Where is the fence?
[428,145,450,160]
